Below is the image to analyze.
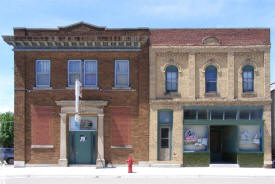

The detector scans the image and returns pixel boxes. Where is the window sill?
[241,92,257,98]
[164,92,181,98]
[66,86,99,90]
[65,86,74,90]
[111,145,133,149]
[33,87,52,90]
[31,145,54,149]
[83,86,99,90]
[204,92,220,98]
[112,87,136,91]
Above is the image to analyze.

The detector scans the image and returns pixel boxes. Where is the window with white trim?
[68,60,98,87]
[68,60,81,86]
[36,60,50,87]
[115,60,129,87]
[84,60,97,86]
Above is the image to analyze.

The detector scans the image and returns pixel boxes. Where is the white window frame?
[114,60,130,88]
[84,60,98,87]
[36,60,51,88]
[67,60,81,87]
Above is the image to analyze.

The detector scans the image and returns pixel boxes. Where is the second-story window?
[166,65,178,92]
[84,60,97,86]
[115,60,129,87]
[36,60,50,87]
[243,65,254,92]
[68,60,98,87]
[68,60,81,86]
[205,65,217,93]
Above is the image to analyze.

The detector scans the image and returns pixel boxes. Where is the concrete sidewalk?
[0,166,274,179]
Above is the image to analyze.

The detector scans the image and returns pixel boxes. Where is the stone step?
[150,163,181,168]
[210,164,240,168]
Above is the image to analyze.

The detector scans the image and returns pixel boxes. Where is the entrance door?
[158,126,171,161]
[69,116,97,164]
[69,131,97,164]
[210,127,222,163]
[210,126,237,163]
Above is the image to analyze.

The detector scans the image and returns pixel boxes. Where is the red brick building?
[2,22,149,167]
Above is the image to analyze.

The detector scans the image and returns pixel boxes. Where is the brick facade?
[149,29,272,167]
[5,22,150,166]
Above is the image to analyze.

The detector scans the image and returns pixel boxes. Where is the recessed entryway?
[69,116,97,164]
[210,126,237,164]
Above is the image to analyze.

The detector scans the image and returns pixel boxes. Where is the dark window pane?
[211,110,223,120]
[161,139,169,148]
[166,71,178,92]
[224,110,237,120]
[250,109,263,120]
[205,66,217,93]
[161,128,169,138]
[239,110,250,120]
[206,81,217,92]
[198,110,207,120]
[184,110,196,120]
[243,65,254,92]
[166,66,178,92]
[159,111,172,123]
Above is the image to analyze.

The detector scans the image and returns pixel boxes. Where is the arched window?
[166,65,178,92]
[205,65,217,93]
[242,65,254,92]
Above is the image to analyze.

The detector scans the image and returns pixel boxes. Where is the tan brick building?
[149,29,272,167]
[2,22,150,167]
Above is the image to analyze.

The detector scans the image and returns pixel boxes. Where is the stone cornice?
[56,100,108,107]
[2,35,148,49]
[149,98,272,106]
[150,45,270,53]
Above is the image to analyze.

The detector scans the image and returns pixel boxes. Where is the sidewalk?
[0,165,274,179]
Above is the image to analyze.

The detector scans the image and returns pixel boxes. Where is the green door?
[69,131,97,164]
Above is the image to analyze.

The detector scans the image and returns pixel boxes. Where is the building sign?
[80,135,86,142]
[69,116,97,131]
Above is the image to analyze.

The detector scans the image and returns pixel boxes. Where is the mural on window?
[239,125,262,152]
[184,125,208,151]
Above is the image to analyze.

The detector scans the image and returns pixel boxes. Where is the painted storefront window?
[239,125,262,152]
[184,125,208,152]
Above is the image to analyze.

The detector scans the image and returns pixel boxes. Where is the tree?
[0,112,14,148]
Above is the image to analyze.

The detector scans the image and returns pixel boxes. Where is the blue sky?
[0,0,275,112]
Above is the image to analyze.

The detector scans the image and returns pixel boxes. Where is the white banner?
[75,79,82,122]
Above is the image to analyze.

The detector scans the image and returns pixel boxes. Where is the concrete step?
[150,163,181,168]
[210,164,240,168]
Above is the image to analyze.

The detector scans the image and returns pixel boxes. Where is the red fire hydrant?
[126,157,134,173]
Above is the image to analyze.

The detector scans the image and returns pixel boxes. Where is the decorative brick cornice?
[2,35,148,50]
